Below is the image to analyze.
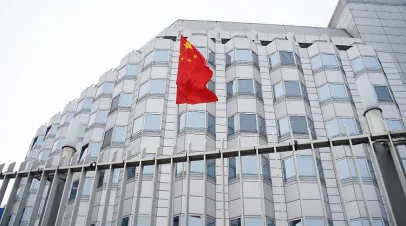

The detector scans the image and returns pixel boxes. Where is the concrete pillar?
[61,117,82,167]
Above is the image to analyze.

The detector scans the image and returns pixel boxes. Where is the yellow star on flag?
[193,54,198,59]
[183,41,193,50]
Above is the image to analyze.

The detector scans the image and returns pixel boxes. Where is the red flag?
[176,35,218,104]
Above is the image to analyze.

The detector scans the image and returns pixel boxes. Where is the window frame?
[76,98,93,112]
[326,118,360,138]
[351,56,381,73]
[88,110,108,127]
[374,85,393,102]
[95,82,114,97]
[274,80,307,100]
[226,49,260,69]
[143,50,170,67]
[227,113,267,138]
[227,79,263,100]
[385,119,404,131]
[277,115,314,138]
[177,111,216,137]
[118,63,138,80]
[133,113,162,135]
[138,79,166,99]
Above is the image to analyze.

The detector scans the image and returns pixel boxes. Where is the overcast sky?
[0,0,339,168]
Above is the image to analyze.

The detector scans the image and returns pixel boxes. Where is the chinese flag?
[176,35,218,104]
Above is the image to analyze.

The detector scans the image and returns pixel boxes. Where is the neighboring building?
[1,0,406,226]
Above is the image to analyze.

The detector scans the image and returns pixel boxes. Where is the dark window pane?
[262,156,271,179]
[121,217,129,226]
[255,81,263,99]
[226,52,232,67]
[102,128,113,148]
[290,219,302,226]
[207,159,215,179]
[258,116,266,136]
[207,80,215,93]
[208,114,215,136]
[97,170,105,187]
[230,218,241,226]
[280,51,295,65]
[240,114,257,132]
[68,180,79,201]
[228,116,235,136]
[208,50,216,67]
[229,158,237,179]
[238,79,254,93]
[253,51,259,68]
[110,95,120,112]
[290,116,307,134]
[227,81,234,98]
[285,81,301,96]
[374,86,392,101]
[127,167,136,179]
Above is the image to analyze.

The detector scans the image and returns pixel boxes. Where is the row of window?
[274,81,308,100]
[337,157,375,181]
[228,114,266,137]
[178,112,216,136]
[226,49,259,69]
[176,160,216,179]
[229,155,271,180]
[277,116,316,138]
[227,79,262,100]
[282,156,324,181]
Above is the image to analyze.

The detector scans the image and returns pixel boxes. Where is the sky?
[0,0,339,169]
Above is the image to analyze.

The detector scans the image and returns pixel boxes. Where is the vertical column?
[0,176,10,206]
[149,158,159,226]
[85,166,101,226]
[255,147,266,226]
[69,168,86,226]
[184,153,191,226]
[203,153,207,226]
[52,169,73,226]
[237,151,245,226]
[100,165,114,225]
[221,151,226,226]
[28,172,47,226]
[130,162,144,226]
[0,174,21,226]
[13,173,33,226]
[167,158,175,226]
[290,135,306,226]
[116,163,128,224]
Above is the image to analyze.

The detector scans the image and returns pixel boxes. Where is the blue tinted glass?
[208,114,215,136]
[270,53,278,68]
[230,218,241,226]
[97,111,108,123]
[191,160,203,173]
[330,84,346,98]
[228,116,235,136]
[89,143,100,157]
[278,117,289,136]
[227,81,234,97]
[242,155,258,174]
[306,219,324,226]
[229,158,237,179]
[338,118,358,135]
[196,47,207,58]
[178,113,186,131]
[21,207,32,222]
[137,216,149,226]
[238,79,254,93]
[188,216,202,226]
[207,80,215,93]
[240,114,257,132]
[322,54,338,66]
[274,82,283,99]
[114,127,126,142]
[253,51,259,67]
[297,157,315,176]
[127,167,136,178]
[207,217,215,226]
[311,55,322,70]
[144,52,154,66]
[326,119,339,138]
[207,159,215,179]
[280,51,295,65]
[386,119,403,131]
[374,86,392,101]
[283,158,295,180]
[317,84,330,101]
[350,220,362,226]
[82,178,92,195]
[144,114,161,130]
[354,159,370,178]
[267,219,275,226]
[154,50,169,61]
[126,64,137,75]
[285,81,301,96]
[143,165,154,175]
[103,83,114,94]
[262,156,271,179]
[245,217,263,225]
[290,116,307,134]
[258,116,266,136]
[187,112,205,128]
[363,56,380,69]
[235,49,251,61]
[351,57,364,72]
[120,93,132,107]
[150,79,165,94]
[337,159,351,179]
[139,82,149,97]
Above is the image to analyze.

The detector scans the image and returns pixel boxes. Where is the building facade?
[1,0,406,226]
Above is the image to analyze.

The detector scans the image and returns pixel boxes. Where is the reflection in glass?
[235,49,251,61]
[374,86,392,101]
[351,57,364,72]
[240,114,257,132]
[285,81,301,96]
[144,114,161,130]
[270,52,278,68]
[238,79,254,93]
[280,51,295,65]
[150,79,166,94]
[187,112,205,128]
[242,155,258,175]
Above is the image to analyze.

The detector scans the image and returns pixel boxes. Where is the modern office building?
[1,0,406,225]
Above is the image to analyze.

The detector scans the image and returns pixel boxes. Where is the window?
[88,110,108,127]
[144,52,154,66]
[112,168,120,183]
[227,81,234,98]
[79,143,89,162]
[89,143,100,157]
[283,158,295,180]
[190,160,203,174]
[277,116,312,138]
[38,198,46,216]
[283,157,321,181]
[121,217,129,226]
[154,50,169,62]
[30,179,40,192]
[21,207,32,222]
[311,54,323,70]
[51,138,65,152]
[96,82,114,96]
[207,159,215,179]
[137,215,149,226]
[262,156,271,179]
[127,166,136,179]
[267,219,275,226]
[228,79,262,98]
[253,51,259,68]
[374,86,393,102]
[207,80,215,93]
[351,56,380,73]
[258,116,266,137]
[45,125,57,138]
[326,118,359,138]
[230,218,241,226]
[102,128,113,148]
[255,81,263,99]
[242,155,258,175]
[228,115,236,136]
[60,112,74,124]
[208,50,215,67]
[113,126,126,143]
[143,154,155,175]
[68,180,79,201]
[111,93,133,112]
[318,83,347,102]
[274,82,283,99]
[97,170,105,187]
[196,47,207,58]
[139,79,166,98]
[226,50,233,67]
[229,158,237,180]
[269,52,278,69]
[82,178,92,195]
[386,119,403,131]
[238,79,254,93]
[289,219,302,226]
[280,51,295,65]
[110,95,120,112]
[240,114,257,132]
[144,114,161,130]
[187,112,205,128]
[311,54,338,70]
[31,136,43,149]
[77,98,93,111]
[274,81,306,99]
[297,157,316,176]
[235,49,251,61]
[118,64,138,79]
[245,217,263,225]
[208,114,215,136]
[337,158,374,180]
[173,216,180,226]
[285,81,302,96]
